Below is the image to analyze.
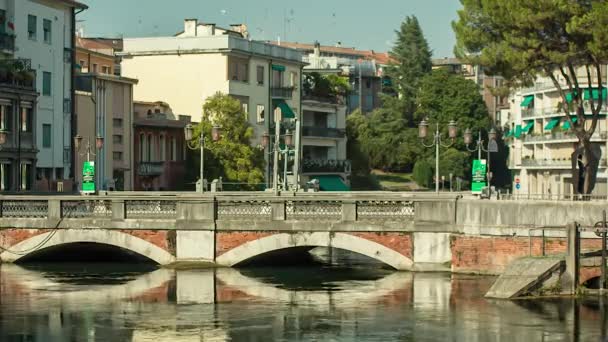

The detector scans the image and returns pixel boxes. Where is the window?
[92,64,98,73]
[0,105,12,131]
[256,105,265,123]
[113,118,123,128]
[112,152,123,161]
[43,19,51,44]
[365,79,371,89]
[159,135,166,161]
[272,69,284,87]
[256,66,264,85]
[139,133,145,161]
[101,66,110,74]
[242,101,248,117]
[42,124,51,148]
[228,58,249,82]
[27,15,36,40]
[42,72,51,96]
[147,134,153,161]
[0,162,10,191]
[170,137,177,161]
[112,135,123,144]
[20,163,31,191]
[290,72,298,87]
[20,108,32,132]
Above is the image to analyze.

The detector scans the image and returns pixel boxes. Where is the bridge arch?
[0,229,175,265]
[215,232,413,270]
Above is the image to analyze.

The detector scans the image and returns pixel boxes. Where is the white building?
[502,67,608,197]
[1,0,86,189]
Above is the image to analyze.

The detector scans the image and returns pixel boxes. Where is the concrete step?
[485,256,564,299]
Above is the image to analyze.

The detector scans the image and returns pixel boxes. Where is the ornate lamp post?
[261,129,294,195]
[464,128,498,189]
[74,134,104,162]
[418,118,458,193]
[185,123,221,194]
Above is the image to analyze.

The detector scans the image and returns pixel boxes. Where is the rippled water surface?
[1,262,607,342]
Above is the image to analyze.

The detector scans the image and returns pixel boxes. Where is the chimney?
[199,23,216,36]
[230,24,249,39]
[313,41,320,57]
[335,41,342,48]
[183,19,198,37]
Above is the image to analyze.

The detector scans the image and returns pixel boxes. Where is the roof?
[53,0,88,9]
[432,57,466,66]
[76,37,113,51]
[134,100,171,107]
[134,118,188,128]
[271,41,393,65]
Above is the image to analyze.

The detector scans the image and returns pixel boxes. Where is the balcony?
[0,33,15,53]
[302,159,351,174]
[520,158,608,168]
[302,126,346,139]
[0,59,35,90]
[523,131,608,143]
[137,162,164,176]
[271,87,294,99]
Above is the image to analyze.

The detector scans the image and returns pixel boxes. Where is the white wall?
[12,0,74,178]
[121,54,229,123]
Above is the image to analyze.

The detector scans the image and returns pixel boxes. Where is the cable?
[0,217,64,256]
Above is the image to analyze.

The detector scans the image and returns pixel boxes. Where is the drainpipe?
[71,7,85,191]
[292,64,303,191]
[267,59,272,189]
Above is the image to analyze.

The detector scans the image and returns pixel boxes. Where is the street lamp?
[418,118,458,193]
[185,123,222,194]
[261,129,295,195]
[74,134,104,162]
[464,127,498,189]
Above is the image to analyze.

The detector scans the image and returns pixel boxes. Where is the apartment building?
[133,101,189,191]
[74,73,137,191]
[502,67,608,197]
[0,0,87,190]
[75,37,115,75]
[120,19,305,186]
[275,41,390,114]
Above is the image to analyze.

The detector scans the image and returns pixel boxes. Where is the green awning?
[583,88,608,100]
[313,175,350,191]
[544,118,560,130]
[271,64,286,71]
[562,116,578,130]
[520,95,534,108]
[522,121,534,134]
[513,125,523,138]
[273,99,295,119]
[503,129,511,138]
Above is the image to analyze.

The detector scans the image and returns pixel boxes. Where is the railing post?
[341,200,357,222]
[112,199,126,220]
[48,199,61,220]
[271,200,286,221]
[564,222,580,294]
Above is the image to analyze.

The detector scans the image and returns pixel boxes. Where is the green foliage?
[438,148,469,179]
[413,160,433,188]
[303,72,350,98]
[346,110,380,190]
[189,93,265,188]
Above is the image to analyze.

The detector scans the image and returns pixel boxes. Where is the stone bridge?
[0,193,604,284]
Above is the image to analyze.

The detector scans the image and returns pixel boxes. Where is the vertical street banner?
[82,161,95,194]
[471,159,487,194]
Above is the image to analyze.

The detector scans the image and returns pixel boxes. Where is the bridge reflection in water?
[1,264,607,341]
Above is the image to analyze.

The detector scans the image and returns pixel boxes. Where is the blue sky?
[78,0,461,58]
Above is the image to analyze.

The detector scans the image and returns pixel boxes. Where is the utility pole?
[358,60,363,112]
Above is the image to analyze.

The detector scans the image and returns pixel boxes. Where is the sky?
[78,0,462,58]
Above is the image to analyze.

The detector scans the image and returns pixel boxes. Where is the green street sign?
[471,159,487,194]
[82,161,95,193]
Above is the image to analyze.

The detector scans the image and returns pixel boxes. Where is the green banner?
[82,161,95,193]
[471,159,487,194]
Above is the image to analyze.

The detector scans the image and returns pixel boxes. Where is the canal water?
[1,251,607,341]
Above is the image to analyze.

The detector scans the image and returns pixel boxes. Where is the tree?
[453,0,608,195]
[413,159,433,188]
[346,110,380,190]
[385,15,433,118]
[189,93,265,189]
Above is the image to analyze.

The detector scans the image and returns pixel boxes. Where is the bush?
[413,160,433,188]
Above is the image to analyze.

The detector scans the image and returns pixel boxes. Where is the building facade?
[75,73,137,191]
[75,36,115,75]
[502,66,608,197]
[0,0,87,190]
[133,101,189,191]
[120,19,305,187]
[0,59,38,192]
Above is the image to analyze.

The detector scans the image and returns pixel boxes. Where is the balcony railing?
[271,87,294,99]
[0,59,35,90]
[302,159,351,174]
[302,126,346,138]
[523,131,608,143]
[522,106,608,118]
[520,158,608,168]
[0,32,15,52]
[137,162,164,176]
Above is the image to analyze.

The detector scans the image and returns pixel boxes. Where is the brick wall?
[215,232,274,257]
[349,232,413,259]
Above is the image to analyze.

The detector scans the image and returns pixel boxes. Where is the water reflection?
[0,264,606,342]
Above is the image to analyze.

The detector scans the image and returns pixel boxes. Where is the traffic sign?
[516,183,521,190]
[471,159,487,194]
[82,161,95,194]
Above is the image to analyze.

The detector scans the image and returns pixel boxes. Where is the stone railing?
[0,193,460,229]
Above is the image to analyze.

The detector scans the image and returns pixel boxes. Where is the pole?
[200,134,204,194]
[358,61,363,112]
[602,210,607,290]
[273,114,281,195]
[478,132,482,160]
[283,150,288,190]
[435,123,439,194]
[487,146,491,191]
